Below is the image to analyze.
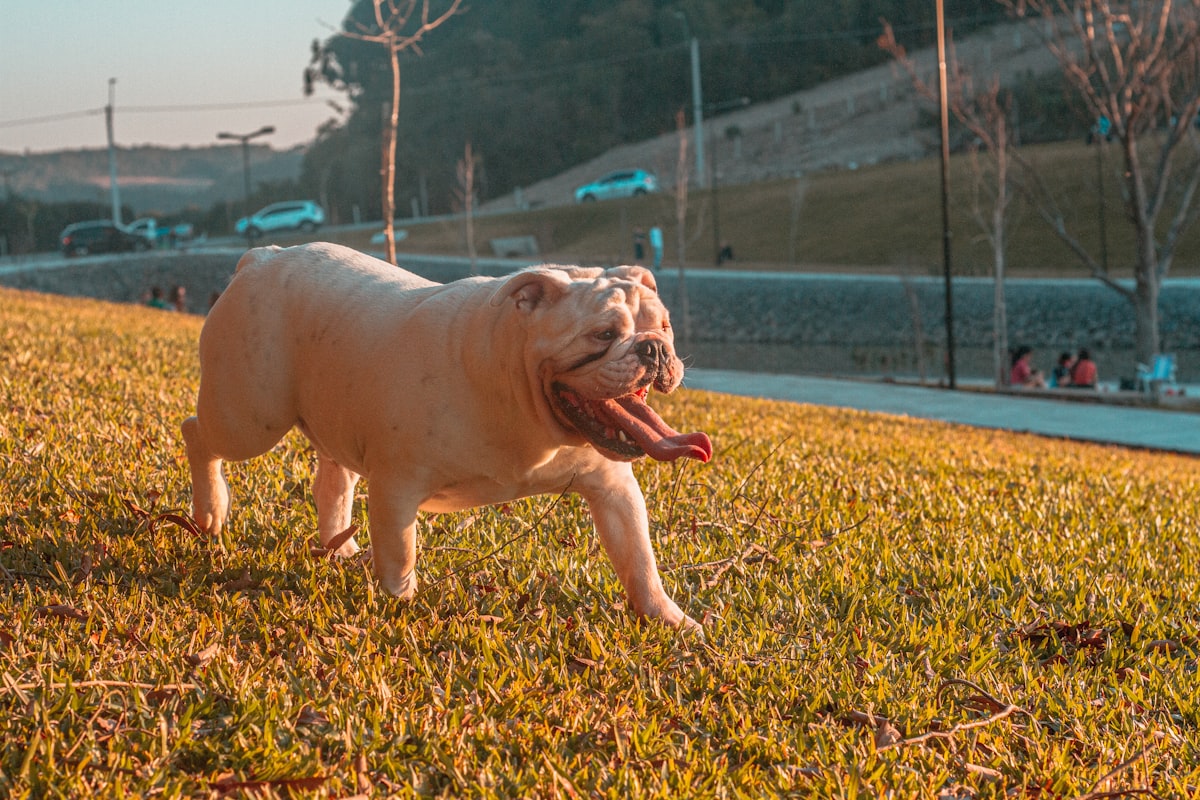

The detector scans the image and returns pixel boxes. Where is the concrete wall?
[3,250,1196,381]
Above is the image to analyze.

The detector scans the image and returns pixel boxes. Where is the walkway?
[686,369,1199,455]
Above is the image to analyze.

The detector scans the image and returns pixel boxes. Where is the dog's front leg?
[366,479,420,600]
[314,455,361,556]
[581,468,699,632]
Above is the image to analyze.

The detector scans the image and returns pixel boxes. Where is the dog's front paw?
[635,596,704,637]
[678,614,705,639]
[378,568,418,601]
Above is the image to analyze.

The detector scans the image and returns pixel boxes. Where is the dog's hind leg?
[314,455,361,556]
[181,415,231,534]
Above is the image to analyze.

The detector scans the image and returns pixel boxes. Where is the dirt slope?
[482,21,1059,212]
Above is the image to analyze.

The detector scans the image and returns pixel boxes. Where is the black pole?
[711,137,721,265]
[1096,137,1109,273]
[936,0,957,389]
[241,140,252,246]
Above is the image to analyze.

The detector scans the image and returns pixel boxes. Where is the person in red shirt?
[1009,345,1047,388]
[1069,348,1098,388]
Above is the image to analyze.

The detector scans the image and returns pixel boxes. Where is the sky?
[0,0,355,154]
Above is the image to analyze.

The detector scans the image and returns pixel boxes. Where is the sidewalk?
[685,369,1200,456]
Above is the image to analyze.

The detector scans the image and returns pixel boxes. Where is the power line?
[0,97,332,130]
[0,12,1012,133]
[121,97,333,114]
[0,108,104,129]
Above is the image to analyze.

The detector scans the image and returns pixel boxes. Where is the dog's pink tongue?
[604,395,713,463]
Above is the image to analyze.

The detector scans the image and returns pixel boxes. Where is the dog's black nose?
[635,338,666,364]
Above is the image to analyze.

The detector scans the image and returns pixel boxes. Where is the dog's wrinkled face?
[495,265,712,463]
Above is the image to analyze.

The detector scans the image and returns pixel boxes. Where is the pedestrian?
[648,224,664,271]
[632,227,646,264]
[717,241,734,265]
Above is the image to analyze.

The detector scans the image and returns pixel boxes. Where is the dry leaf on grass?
[568,655,600,674]
[295,705,330,727]
[185,642,220,667]
[873,716,903,748]
[217,567,260,593]
[210,773,329,796]
[35,604,87,622]
[311,524,359,558]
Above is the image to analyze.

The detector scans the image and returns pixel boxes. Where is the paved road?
[686,369,1200,455]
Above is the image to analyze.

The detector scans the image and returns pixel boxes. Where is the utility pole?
[217,125,275,243]
[935,0,957,389]
[105,78,121,226]
[689,35,704,189]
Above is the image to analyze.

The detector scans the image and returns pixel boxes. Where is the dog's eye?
[595,329,617,342]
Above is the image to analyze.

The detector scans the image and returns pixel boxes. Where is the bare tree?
[454,141,478,276]
[1000,0,1200,365]
[311,0,463,265]
[881,24,1016,387]
[672,108,693,349]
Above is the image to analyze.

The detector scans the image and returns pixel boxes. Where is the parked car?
[60,221,152,257]
[235,201,325,238]
[127,217,196,247]
[574,169,659,203]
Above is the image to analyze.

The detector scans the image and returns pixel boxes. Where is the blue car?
[574,169,659,203]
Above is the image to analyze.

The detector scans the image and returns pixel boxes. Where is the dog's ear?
[607,265,658,294]
[491,267,573,311]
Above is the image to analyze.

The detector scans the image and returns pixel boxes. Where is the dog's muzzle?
[635,338,667,366]
[633,337,679,393]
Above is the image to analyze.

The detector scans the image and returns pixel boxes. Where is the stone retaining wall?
[3,251,1196,381]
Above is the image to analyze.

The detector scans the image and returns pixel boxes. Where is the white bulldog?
[182,242,712,630]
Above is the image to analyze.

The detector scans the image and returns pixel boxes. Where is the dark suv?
[60,221,152,257]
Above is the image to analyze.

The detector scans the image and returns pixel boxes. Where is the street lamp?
[935,0,956,389]
[106,78,121,225]
[217,125,275,241]
[672,11,705,189]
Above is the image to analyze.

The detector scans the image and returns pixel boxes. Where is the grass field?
[310,139,1200,279]
[2,288,1199,798]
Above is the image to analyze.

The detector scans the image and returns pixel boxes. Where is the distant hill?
[0,145,305,217]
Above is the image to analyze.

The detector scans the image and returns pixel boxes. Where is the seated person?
[1049,352,1074,388]
[1069,348,1098,388]
[1009,345,1047,388]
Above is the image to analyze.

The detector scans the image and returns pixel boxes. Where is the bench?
[489,235,539,258]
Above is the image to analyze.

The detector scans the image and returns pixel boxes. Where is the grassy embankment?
[1,288,1198,797]
[306,140,1200,278]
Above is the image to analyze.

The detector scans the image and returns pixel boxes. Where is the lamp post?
[672,11,705,189]
[217,125,275,242]
[935,0,956,389]
[105,78,122,225]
